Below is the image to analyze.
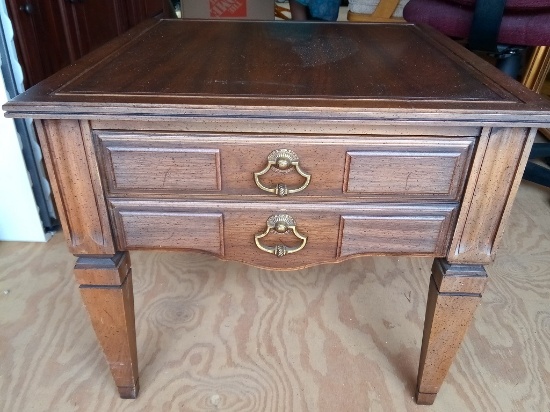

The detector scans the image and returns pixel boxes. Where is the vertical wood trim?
[34,120,115,254]
[448,127,536,264]
[56,0,78,61]
[34,119,71,249]
[113,0,127,35]
[489,129,537,256]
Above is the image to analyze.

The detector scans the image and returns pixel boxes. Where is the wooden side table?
[5,19,550,405]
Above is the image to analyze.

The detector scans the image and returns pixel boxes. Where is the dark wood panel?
[55,21,514,101]
[114,209,224,254]
[110,200,457,269]
[62,0,127,57]
[126,0,168,26]
[96,131,475,200]
[449,127,536,263]
[92,120,481,136]
[33,120,116,254]
[142,0,165,17]
[343,140,474,198]
[5,0,165,89]
[6,20,550,123]
[337,213,453,257]
[99,139,221,192]
[5,0,74,88]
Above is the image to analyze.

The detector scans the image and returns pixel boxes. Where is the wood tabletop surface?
[4,19,550,125]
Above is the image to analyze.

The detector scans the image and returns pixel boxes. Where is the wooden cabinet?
[126,0,166,26]
[6,0,73,87]
[5,0,169,89]
[62,0,129,58]
[5,20,550,405]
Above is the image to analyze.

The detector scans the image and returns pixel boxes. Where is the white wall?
[0,70,49,242]
[0,0,51,242]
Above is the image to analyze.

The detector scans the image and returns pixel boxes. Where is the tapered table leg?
[74,252,139,399]
[416,259,488,405]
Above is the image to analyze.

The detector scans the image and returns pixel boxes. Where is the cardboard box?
[182,0,274,20]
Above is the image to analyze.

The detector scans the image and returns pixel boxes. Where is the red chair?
[404,0,550,185]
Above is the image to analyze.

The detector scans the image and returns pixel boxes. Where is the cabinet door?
[61,0,128,57]
[126,0,167,26]
[6,0,75,87]
[142,0,166,17]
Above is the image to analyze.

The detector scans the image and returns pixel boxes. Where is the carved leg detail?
[74,252,139,399]
[416,259,488,405]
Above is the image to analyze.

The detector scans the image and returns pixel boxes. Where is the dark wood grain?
[126,0,167,26]
[92,120,481,136]
[4,0,168,89]
[5,0,74,88]
[109,200,457,269]
[33,120,115,255]
[5,21,550,125]
[96,130,474,200]
[5,20,550,405]
[416,259,487,405]
[338,213,453,257]
[114,210,224,254]
[74,252,130,286]
[62,0,127,58]
[75,252,139,399]
[59,21,509,101]
[2,182,550,411]
[343,140,473,198]
[99,139,222,192]
[449,127,537,264]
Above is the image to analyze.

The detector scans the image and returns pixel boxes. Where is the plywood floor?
[1,181,550,411]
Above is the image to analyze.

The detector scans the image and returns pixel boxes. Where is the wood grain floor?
[1,181,550,411]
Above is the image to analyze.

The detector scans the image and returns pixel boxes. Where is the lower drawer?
[109,200,458,269]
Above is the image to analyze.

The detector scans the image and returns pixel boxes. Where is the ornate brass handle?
[254,214,307,257]
[253,149,311,196]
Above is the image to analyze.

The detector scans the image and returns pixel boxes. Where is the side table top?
[4,19,550,125]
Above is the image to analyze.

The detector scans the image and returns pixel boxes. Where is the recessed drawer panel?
[113,209,224,254]
[338,215,450,257]
[344,144,471,197]
[110,200,457,269]
[96,131,475,201]
[101,141,221,191]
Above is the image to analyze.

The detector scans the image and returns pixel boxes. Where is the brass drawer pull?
[254,214,307,257]
[253,149,311,196]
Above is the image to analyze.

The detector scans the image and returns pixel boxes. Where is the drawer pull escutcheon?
[254,149,311,196]
[255,214,307,257]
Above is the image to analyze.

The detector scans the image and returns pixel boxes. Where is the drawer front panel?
[96,131,475,200]
[344,145,471,197]
[338,215,449,257]
[110,200,457,269]
[101,141,221,191]
[113,209,224,254]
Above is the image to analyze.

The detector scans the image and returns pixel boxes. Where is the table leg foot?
[74,252,139,399]
[415,259,487,404]
[415,390,437,405]
[118,378,140,399]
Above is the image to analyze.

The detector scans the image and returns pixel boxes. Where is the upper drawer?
[95,131,475,200]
